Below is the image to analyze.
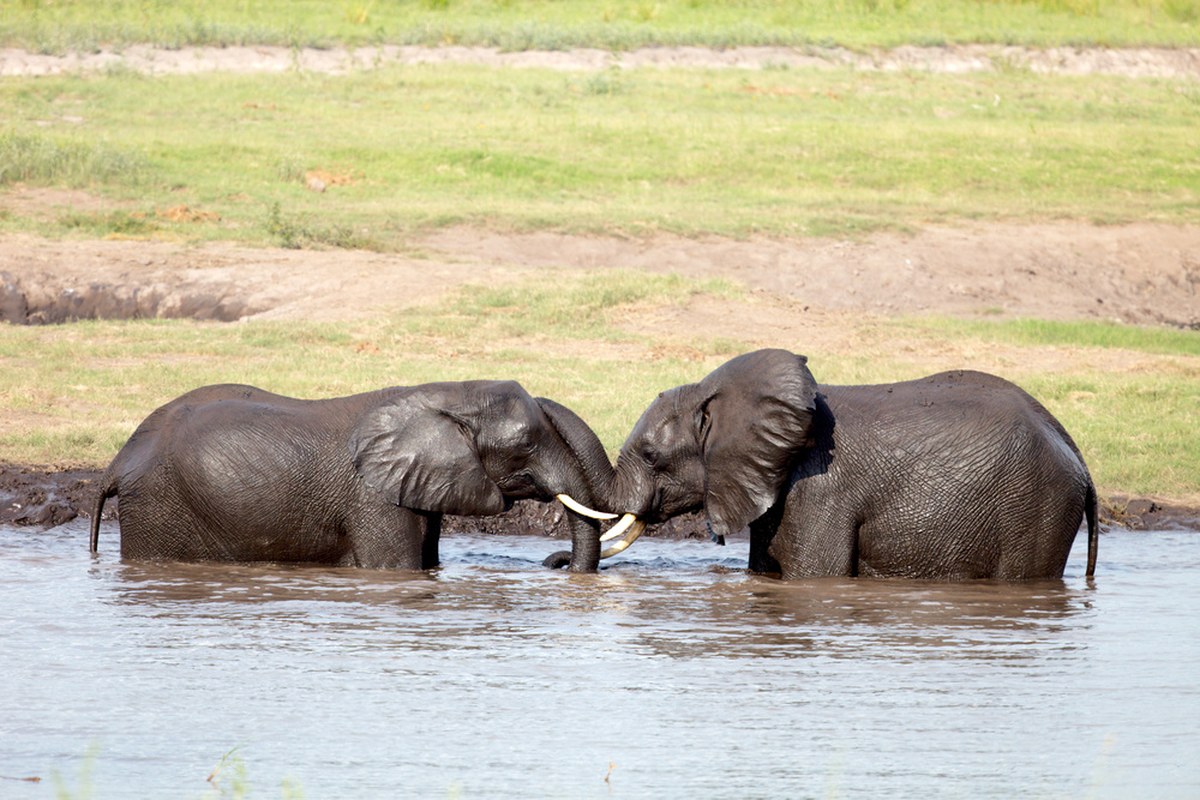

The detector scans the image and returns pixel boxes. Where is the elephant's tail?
[1084,481,1098,578]
[90,474,118,554]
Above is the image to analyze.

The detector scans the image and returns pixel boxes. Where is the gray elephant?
[579,349,1097,581]
[91,381,616,571]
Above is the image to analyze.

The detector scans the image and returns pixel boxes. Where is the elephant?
[90,380,617,571]
[579,349,1098,581]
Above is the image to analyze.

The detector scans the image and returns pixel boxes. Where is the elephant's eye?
[641,446,660,468]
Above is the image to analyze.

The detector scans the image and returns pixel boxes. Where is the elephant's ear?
[700,350,818,537]
[349,395,506,516]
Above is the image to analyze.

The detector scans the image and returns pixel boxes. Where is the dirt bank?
[3,222,1198,327]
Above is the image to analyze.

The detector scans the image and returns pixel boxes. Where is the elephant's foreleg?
[344,505,429,569]
[774,499,860,578]
[748,511,783,577]
[421,513,442,570]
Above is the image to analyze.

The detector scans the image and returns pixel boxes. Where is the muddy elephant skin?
[91,381,612,571]
[604,349,1097,581]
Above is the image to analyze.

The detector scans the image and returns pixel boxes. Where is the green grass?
[1,65,1197,242]
[410,270,741,340]
[0,130,146,187]
[1018,369,1199,501]
[1,274,1196,502]
[2,0,1198,52]
[894,317,1200,498]
[907,317,1200,356]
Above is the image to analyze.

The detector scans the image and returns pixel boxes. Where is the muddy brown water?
[1,522,1197,797]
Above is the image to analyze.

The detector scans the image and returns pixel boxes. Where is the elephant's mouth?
[496,470,541,499]
[556,494,646,560]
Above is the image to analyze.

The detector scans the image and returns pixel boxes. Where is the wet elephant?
[91,380,615,571]
[585,349,1097,581]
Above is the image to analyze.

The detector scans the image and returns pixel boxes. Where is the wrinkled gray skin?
[91,381,610,571]
[606,349,1097,581]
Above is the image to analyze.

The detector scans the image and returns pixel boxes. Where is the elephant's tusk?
[600,520,647,559]
[556,493,619,521]
[599,513,639,542]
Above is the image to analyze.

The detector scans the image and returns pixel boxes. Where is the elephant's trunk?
[608,454,656,520]
[536,398,617,572]
[590,456,654,555]
[551,454,653,565]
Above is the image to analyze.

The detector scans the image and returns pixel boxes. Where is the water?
[1,523,1198,799]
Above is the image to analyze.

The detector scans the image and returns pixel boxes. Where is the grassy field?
[1,65,1198,242]
[0,3,1198,505]
[3,0,1199,52]
[1,273,1196,502]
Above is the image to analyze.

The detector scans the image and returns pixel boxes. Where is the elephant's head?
[591,349,819,556]
[349,380,615,571]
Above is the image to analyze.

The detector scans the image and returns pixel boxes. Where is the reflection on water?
[1,524,1198,798]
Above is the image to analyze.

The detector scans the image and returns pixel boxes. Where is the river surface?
[1,522,1197,798]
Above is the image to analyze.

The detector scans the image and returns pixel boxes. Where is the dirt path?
[3,222,1198,328]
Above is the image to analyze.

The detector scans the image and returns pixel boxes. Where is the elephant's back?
[817,370,1061,436]
[161,383,299,408]
[820,369,1026,407]
[110,384,399,492]
[124,385,392,457]
[815,370,1092,508]
[147,383,397,422]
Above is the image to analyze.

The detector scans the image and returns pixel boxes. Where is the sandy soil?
[3,221,1198,328]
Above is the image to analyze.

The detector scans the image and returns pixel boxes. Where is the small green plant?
[265,202,379,250]
[204,746,250,799]
[51,743,99,800]
[265,201,306,249]
[59,210,157,237]
[275,157,308,185]
[199,746,306,799]
[582,68,625,96]
[346,0,377,26]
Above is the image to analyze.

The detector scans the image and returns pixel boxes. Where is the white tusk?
[600,521,647,559]
[600,513,639,542]
[556,494,618,521]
